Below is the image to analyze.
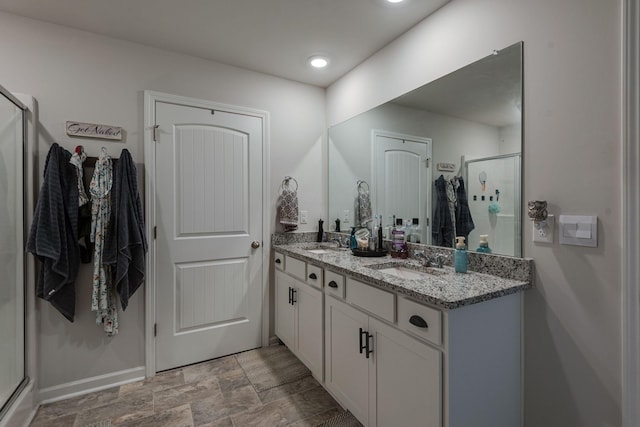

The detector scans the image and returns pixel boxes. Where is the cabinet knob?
[409,315,428,329]
[309,273,317,280]
[328,281,338,288]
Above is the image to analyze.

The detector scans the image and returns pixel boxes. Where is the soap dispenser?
[454,236,467,273]
[350,227,357,250]
[317,219,324,242]
[476,234,492,253]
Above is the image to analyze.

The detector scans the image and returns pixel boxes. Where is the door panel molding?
[144,91,270,377]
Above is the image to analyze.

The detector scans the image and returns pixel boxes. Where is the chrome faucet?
[414,251,448,268]
[331,237,348,248]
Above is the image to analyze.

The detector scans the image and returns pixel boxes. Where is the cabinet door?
[325,296,370,425]
[295,279,323,379]
[275,271,295,349]
[369,317,442,427]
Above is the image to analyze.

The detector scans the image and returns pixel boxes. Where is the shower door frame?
[0,84,28,422]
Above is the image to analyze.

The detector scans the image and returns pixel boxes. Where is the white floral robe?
[90,148,118,336]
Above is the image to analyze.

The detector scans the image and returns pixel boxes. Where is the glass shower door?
[0,88,25,415]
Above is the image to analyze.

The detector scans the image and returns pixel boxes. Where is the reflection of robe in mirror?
[432,175,454,247]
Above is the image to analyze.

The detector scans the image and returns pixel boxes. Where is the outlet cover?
[342,210,350,223]
[299,210,308,224]
[532,214,554,243]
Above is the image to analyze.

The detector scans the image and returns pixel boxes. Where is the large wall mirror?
[329,41,523,257]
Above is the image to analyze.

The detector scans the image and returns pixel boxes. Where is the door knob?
[251,241,260,249]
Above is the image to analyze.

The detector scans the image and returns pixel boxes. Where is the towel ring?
[281,176,298,193]
[357,180,370,193]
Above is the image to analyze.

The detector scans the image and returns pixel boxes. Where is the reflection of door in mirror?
[372,130,431,244]
[466,154,521,257]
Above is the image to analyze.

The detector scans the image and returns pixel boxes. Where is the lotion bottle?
[476,234,492,253]
[350,227,357,250]
[454,236,467,273]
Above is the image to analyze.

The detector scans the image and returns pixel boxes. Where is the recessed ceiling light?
[387,0,405,3]
[309,56,329,69]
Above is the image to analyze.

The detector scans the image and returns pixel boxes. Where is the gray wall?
[0,11,326,392]
[327,0,622,425]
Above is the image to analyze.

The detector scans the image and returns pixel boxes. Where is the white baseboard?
[38,366,145,405]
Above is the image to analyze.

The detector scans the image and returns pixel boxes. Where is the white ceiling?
[0,0,450,87]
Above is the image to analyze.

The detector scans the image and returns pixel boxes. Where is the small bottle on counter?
[350,227,357,250]
[454,236,467,274]
[411,218,421,243]
[476,234,492,253]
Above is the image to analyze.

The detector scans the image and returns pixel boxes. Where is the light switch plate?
[532,214,554,243]
[559,215,598,247]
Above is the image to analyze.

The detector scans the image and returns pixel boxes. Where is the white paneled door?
[155,101,263,371]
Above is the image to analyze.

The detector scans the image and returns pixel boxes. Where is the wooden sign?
[437,162,456,172]
[66,121,123,141]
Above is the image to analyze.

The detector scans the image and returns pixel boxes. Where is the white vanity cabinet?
[325,275,522,427]
[274,253,323,380]
[325,283,441,427]
[273,249,525,427]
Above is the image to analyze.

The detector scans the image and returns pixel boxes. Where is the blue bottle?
[454,236,467,273]
[350,227,358,250]
[476,234,492,254]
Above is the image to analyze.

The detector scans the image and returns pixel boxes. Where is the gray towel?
[103,149,147,310]
[26,143,79,322]
[279,189,298,232]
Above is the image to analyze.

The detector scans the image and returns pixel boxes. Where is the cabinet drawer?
[285,256,306,281]
[324,270,345,299]
[346,278,395,323]
[397,297,442,346]
[274,251,285,271]
[306,264,323,289]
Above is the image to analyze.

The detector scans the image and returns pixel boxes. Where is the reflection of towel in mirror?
[455,177,475,243]
[356,188,372,227]
[279,189,298,232]
[432,175,454,247]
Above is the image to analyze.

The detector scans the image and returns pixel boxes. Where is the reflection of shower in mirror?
[466,154,521,257]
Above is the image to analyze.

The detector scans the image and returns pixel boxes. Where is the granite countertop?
[273,242,532,310]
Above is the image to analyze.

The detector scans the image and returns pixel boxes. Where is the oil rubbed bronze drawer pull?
[309,273,317,280]
[328,281,338,288]
[409,315,428,329]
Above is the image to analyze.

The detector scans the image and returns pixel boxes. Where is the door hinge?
[154,323,157,337]
[426,218,430,227]
[153,226,157,239]
[425,158,430,168]
[152,125,159,142]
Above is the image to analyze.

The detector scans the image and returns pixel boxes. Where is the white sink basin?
[307,248,334,254]
[370,263,449,279]
[305,246,348,254]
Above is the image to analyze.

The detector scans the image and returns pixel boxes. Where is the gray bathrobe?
[26,143,79,321]
[103,149,147,310]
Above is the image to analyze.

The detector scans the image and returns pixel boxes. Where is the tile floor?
[29,348,351,427]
